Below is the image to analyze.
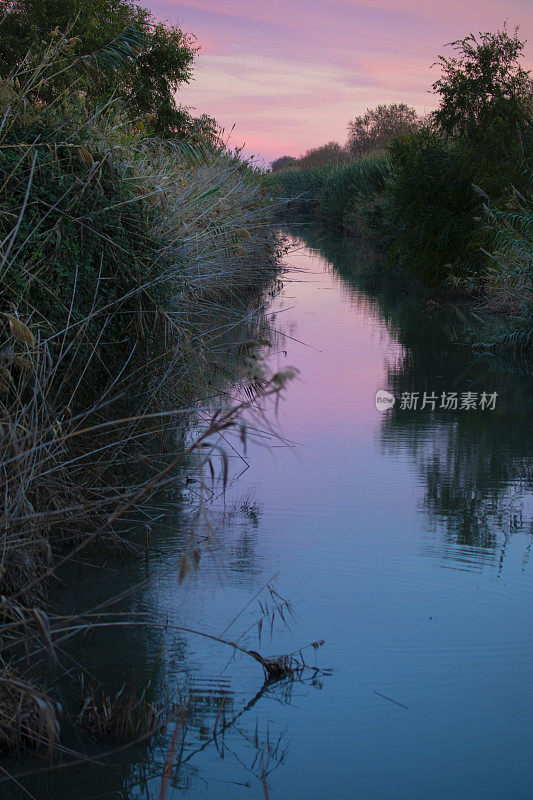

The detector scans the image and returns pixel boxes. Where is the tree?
[271,156,297,172]
[431,26,532,142]
[298,141,348,169]
[0,0,198,137]
[347,103,419,156]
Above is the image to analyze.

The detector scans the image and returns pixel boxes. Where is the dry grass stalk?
[0,34,289,766]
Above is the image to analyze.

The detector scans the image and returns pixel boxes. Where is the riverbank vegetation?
[0,0,287,763]
[272,26,532,353]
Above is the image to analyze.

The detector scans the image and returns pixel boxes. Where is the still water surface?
[21,231,533,799]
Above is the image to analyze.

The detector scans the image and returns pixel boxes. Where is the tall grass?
[0,33,286,757]
[271,154,390,234]
[475,184,533,351]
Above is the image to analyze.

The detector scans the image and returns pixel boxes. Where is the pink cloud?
[146,0,532,162]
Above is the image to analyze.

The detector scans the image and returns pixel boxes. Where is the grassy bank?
[271,27,532,354]
[273,157,532,354]
[0,24,284,758]
[274,155,390,235]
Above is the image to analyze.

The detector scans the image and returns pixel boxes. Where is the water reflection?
[300,228,532,569]
[3,290,297,800]
[6,229,533,800]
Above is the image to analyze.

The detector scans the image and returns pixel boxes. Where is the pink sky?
[147,1,532,164]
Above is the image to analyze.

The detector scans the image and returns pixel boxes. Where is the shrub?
[298,141,349,170]
[386,128,484,283]
[271,155,297,172]
[270,165,331,216]
[319,156,390,231]
[0,0,200,138]
[0,122,159,336]
[431,26,531,147]
[480,183,532,315]
[472,181,533,352]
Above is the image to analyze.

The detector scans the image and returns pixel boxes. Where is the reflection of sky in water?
[21,236,532,800]
[146,236,532,799]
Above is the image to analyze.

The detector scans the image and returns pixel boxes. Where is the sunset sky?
[147,1,532,164]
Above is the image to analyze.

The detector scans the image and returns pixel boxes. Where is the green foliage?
[478,314,533,351]
[347,103,419,157]
[483,183,533,286]
[384,26,532,286]
[271,142,349,172]
[0,0,198,138]
[0,124,160,334]
[0,9,275,346]
[270,165,330,215]
[474,182,532,351]
[271,156,297,172]
[431,26,531,145]
[271,155,390,233]
[430,26,532,205]
[319,156,390,231]
[386,128,483,283]
[297,141,349,170]
[78,23,146,77]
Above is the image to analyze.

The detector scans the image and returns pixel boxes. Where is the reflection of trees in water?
[381,414,531,561]
[380,314,532,564]
[6,288,290,799]
[11,675,296,800]
[297,226,532,566]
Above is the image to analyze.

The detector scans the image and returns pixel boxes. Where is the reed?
[0,31,287,760]
[474,184,533,351]
[270,154,390,234]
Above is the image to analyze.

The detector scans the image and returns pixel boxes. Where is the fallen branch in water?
[43,615,329,683]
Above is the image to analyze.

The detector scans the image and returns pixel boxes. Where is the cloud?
[177,51,437,160]
[147,0,532,162]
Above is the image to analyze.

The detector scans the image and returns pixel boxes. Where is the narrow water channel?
[18,231,533,800]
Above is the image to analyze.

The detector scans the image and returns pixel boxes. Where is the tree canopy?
[431,26,532,142]
[0,0,199,137]
[347,103,419,156]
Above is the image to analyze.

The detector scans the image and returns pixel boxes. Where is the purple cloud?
[147,0,532,162]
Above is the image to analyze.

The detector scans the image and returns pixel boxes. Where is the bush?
[297,141,349,170]
[480,183,532,314]
[0,0,200,138]
[0,122,158,336]
[319,156,390,231]
[386,128,484,283]
[270,165,331,216]
[472,182,533,351]
[271,155,297,172]
[431,26,531,146]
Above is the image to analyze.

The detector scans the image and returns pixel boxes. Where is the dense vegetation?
[0,0,221,139]
[0,1,282,760]
[277,155,391,235]
[272,26,532,352]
